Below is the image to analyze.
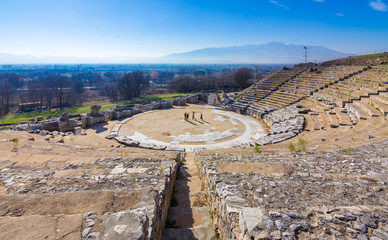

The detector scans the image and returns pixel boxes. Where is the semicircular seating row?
[232,63,388,145]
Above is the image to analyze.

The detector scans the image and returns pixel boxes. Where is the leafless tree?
[118,71,149,100]
[233,67,253,88]
[0,79,17,114]
[48,76,71,108]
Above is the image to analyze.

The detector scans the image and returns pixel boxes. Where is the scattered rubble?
[197,140,388,240]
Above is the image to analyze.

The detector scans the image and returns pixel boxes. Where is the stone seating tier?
[345,102,370,120]
[368,96,388,115]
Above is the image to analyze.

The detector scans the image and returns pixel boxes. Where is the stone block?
[104,208,149,240]
[208,94,220,106]
[74,127,82,136]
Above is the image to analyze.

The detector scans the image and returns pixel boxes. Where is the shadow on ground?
[90,122,109,134]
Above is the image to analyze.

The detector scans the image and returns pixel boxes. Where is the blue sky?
[0,0,387,58]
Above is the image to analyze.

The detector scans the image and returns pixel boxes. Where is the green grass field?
[0,93,189,125]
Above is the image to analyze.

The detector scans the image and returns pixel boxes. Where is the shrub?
[297,138,308,152]
[9,137,19,152]
[211,228,220,240]
[288,142,296,152]
[253,142,262,153]
[347,146,353,153]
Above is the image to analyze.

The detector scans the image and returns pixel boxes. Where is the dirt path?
[162,152,214,240]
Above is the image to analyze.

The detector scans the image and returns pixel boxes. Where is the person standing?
[192,111,195,120]
[200,113,203,120]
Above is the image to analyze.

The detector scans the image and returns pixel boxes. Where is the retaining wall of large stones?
[197,141,388,240]
[16,94,206,133]
[92,154,182,239]
[0,145,181,240]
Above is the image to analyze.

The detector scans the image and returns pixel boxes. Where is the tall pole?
[304,46,308,64]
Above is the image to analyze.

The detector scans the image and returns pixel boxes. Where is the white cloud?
[369,0,388,11]
[269,0,290,10]
[335,13,345,17]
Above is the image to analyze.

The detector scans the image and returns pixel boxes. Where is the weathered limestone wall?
[101,154,180,240]
[80,105,108,128]
[197,142,388,240]
[173,97,187,106]
[151,153,181,239]
[0,145,181,240]
[41,113,81,132]
[81,114,107,128]
[187,95,199,103]
[197,156,240,239]
[57,120,80,132]
[208,93,220,106]
[110,109,132,120]
[41,121,58,131]
[16,94,206,133]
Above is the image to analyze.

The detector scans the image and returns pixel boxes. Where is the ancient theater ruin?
[1,53,388,240]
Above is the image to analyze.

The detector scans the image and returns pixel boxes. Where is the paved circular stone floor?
[114,105,265,151]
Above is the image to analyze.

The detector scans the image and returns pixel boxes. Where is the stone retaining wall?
[197,141,388,240]
[100,154,181,239]
[15,94,206,133]
[0,147,181,240]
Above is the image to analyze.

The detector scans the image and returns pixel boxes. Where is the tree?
[168,74,195,93]
[118,73,136,100]
[0,79,17,114]
[132,70,149,97]
[73,79,84,95]
[71,71,102,86]
[48,76,70,108]
[118,71,149,100]
[42,83,55,110]
[101,83,120,101]
[0,73,21,88]
[233,67,253,88]
[26,82,45,108]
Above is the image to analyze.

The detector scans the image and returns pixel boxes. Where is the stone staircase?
[163,152,214,240]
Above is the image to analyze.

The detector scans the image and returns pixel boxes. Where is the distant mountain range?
[0,42,355,64]
[158,42,355,64]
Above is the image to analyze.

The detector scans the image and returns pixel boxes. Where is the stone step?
[353,101,382,118]
[163,152,213,240]
[303,114,315,131]
[177,164,198,179]
[165,207,211,229]
[327,112,339,128]
[345,102,370,121]
[173,192,208,208]
[370,95,388,105]
[163,225,214,240]
[311,114,322,130]
[174,177,203,194]
[333,108,353,126]
[365,96,388,115]
[319,111,331,129]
